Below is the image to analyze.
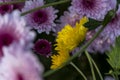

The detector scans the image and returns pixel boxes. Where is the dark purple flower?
[34,39,51,57]
[13,2,25,11]
[0,4,13,15]
[0,0,25,13]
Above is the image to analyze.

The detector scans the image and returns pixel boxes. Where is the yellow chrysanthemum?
[55,17,88,52]
[50,17,88,70]
[51,50,70,69]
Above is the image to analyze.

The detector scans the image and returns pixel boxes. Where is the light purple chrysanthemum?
[86,5,120,53]
[86,30,112,53]
[33,39,51,57]
[70,0,112,20]
[54,11,82,34]
[0,10,35,57]
[101,6,120,44]
[0,44,44,80]
[22,0,58,34]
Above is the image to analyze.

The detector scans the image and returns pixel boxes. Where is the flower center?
[39,43,46,49]
[0,33,15,46]
[0,5,13,15]
[0,32,16,57]
[35,42,47,52]
[17,73,24,80]
[32,10,48,24]
[34,39,51,56]
[82,0,95,9]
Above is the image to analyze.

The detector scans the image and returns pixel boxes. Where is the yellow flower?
[55,17,88,52]
[50,17,89,70]
[50,50,70,69]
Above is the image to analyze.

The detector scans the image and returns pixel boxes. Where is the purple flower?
[0,2,13,15]
[11,0,25,11]
[104,76,115,80]
[59,11,81,27]
[101,6,120,44]
[12,1,25,11]
[0,0,25,15]
[86,30,112,53]
[54,11,81,34]
[70,0,112,20]
[0,10,35,57]
[0,44,44,80]
[34,39,51,57]
[22,0,58,34]
[86,5,120,53]
[13,3,25,10]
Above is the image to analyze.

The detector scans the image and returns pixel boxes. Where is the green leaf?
[106,36,120,70]
[84,18,102,30]
[117,0,120,4]
[102,9,115,27]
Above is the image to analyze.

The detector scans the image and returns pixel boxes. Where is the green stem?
[115,74,119,80]
[91,57,103,80]
[0,0,25,5]
[114,69,119,80]
[70,62,87,80]
[85,51,96,80]
[21,0,70,16]
[43,68,60,77]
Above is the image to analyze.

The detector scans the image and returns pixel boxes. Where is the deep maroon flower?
[34,39,51,57]
[13,2,25,11]
[11,0,25,10]
[0,4,13,15]
[0,0,25,13]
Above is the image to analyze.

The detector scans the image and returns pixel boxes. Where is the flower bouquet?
[0,0,120,80]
